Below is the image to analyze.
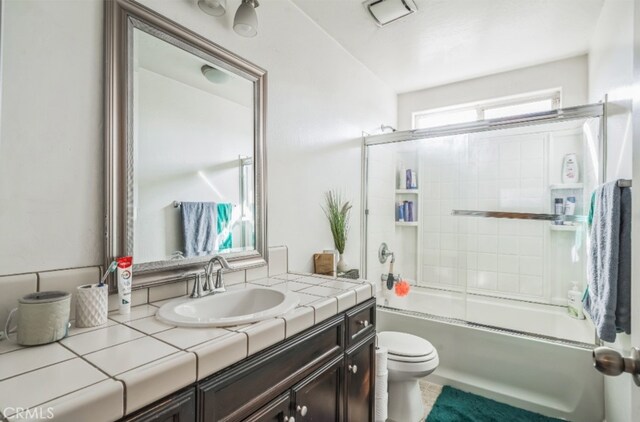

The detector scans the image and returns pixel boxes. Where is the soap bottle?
[562,153,579,183]
[397,162,406,189]
[567,281,585,319]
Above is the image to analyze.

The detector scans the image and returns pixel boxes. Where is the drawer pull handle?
[349,364,358,374]
[357,320,369,327]
[284,417,295,422]
[297,405,308,416]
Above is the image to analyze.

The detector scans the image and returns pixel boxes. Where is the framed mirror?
[105,0,267,288]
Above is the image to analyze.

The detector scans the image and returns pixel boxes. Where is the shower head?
[380,124,396,133]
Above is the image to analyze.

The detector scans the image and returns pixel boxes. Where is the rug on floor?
[426,386,563,422]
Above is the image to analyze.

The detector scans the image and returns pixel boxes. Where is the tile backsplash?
[0,246,288,335]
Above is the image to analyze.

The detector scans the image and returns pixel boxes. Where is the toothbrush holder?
[75,284,109,328]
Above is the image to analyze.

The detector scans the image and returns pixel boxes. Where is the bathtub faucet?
[381,273,401,285]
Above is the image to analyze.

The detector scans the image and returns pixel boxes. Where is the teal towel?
[217,203,233,251]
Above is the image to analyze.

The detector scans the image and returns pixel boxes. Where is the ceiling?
[135,28,253,107]
[292,0,604,93]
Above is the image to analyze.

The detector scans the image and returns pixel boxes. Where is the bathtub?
[377,286,604,421]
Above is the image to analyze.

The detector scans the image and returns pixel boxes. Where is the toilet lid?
[378,331,435,358]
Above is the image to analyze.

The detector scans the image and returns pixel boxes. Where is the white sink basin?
[155,286,299,328]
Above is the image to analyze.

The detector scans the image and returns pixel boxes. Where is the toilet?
[378,331,439,422]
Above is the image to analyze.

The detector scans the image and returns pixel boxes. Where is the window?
[412,90,561,129]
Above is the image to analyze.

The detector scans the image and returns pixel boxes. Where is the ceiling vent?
[365,0,417,27]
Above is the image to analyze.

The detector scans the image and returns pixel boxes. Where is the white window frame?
[411,88,562,129]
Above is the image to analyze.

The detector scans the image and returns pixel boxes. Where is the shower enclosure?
[362,104,605,346]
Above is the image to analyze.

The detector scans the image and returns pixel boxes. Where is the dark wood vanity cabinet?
[123,299,376,422]
[242,393,291,422]
[123,387,197,422]
[345,334,376,422]
[291,356,344,421]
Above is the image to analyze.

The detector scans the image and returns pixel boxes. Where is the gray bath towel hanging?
[584,181,632,342]
[180,202,217,258]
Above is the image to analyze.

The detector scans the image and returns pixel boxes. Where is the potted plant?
[322,190,352,273]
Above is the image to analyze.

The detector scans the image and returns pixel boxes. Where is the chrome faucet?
[190,255,232,298]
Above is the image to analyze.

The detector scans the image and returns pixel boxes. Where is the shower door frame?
[361,102,606,282]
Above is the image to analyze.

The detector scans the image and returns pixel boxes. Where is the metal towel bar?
[451,210,587,222]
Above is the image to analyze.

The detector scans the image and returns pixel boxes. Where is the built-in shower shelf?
[549,225,579,232]
[550,183,583,190]
[396,189,419,195]
[396,221,419,227]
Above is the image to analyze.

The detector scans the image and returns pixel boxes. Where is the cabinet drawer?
[121,387,196,422]
[243,392,291,422]
[199,316,344,422]
[346,298,376,347]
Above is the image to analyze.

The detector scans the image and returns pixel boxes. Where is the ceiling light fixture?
[233,0,259,38]
[198,0,226,17]
[365,0,417,27]
[201,65,229,84]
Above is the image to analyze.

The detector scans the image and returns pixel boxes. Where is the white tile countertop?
[0,273,375,421]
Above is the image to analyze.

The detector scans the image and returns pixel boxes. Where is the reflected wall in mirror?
[133,28,255,263]
[106,0,267,287]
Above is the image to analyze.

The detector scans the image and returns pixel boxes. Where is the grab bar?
[451,210,587,223]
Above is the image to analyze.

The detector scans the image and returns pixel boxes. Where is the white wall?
[397,55,589,130]
[0,0,103,274]
[0,0,396,275]
[587,1,636,421]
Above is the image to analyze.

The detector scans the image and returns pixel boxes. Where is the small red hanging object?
[394,280,410,297]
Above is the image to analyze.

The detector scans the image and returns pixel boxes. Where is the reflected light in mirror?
[201,65,229,84]
[198,170,224,200]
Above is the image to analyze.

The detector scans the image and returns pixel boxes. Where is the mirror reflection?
[132,28,255,264]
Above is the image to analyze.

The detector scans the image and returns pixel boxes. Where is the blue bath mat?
[426,386,563,422]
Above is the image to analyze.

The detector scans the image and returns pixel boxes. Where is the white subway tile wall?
[421,134,549,301]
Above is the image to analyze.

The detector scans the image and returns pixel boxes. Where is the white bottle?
[567,281,585,319]
[397,162,406,190]
[562,153,579,184]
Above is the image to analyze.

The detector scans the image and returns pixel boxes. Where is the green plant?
[322,190,352,254]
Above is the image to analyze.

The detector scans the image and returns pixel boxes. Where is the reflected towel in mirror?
[217,203,233,251]
[181,202,217,257]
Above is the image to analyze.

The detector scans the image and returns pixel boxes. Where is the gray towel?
[584,182,631,342]
[180,202,217,258]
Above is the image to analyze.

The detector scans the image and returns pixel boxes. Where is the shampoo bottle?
[562,153,579,183]
[567,281,585,319]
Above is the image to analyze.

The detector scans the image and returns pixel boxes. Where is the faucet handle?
[190,273,204,298]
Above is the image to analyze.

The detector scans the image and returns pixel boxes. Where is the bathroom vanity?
[122,298,376,422]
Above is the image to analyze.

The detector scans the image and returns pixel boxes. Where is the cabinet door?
[122,388,196,422]
[345,334,375,422]
[291,356,343,422]
[244,392,291,422]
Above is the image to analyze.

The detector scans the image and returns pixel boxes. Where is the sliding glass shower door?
[364,110,602,345]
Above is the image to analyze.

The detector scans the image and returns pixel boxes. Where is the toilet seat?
[378,331,436,359]
[387,350,437,363]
